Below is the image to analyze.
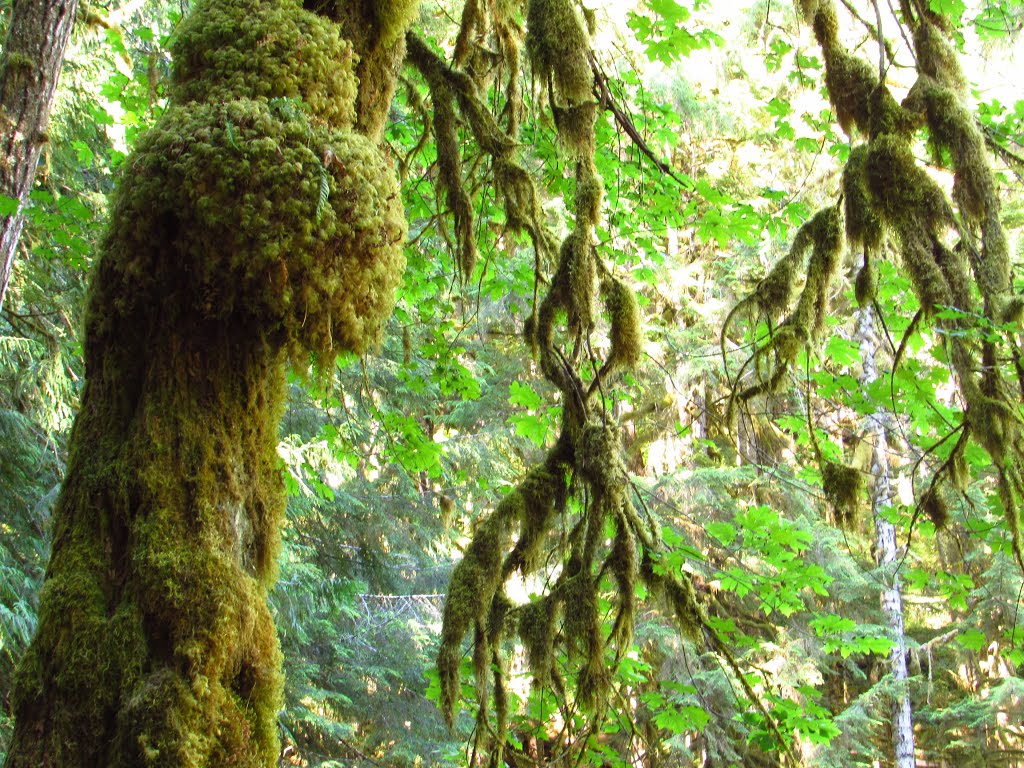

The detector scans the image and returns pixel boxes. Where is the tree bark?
[0,0,78,313]
[4,0,412,764]
[856,304,916,768]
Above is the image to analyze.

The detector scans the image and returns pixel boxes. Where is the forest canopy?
[0,0,1023,766]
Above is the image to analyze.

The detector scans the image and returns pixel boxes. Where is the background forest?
[1,0,1023,766]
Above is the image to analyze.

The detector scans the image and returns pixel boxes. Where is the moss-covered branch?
[727,0,1024,571]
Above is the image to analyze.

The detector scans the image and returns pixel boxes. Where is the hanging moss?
[554,101,598,157]
[810,0,839,45]
[843,145,884,251]
[791,206,844,339]
[798,0,821,24]
[855,257,878,307]
[727,207,843,407]
[575,161,603,229]
[607,508,637,650]
[526,0,593,105]
[869,84,920,138]
[507,466,559,574]
[921,488,950,529]
[518,596,560,686]
[371,0,422,48]
[865,134,953,234]
[601,276,643,373]
[822,461,862,529]
[562,229,597,330]
[908,79,994,222]
[824,49,877,136]
[913,20,966,94]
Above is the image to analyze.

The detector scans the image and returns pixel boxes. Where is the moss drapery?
[726,0,1024,567]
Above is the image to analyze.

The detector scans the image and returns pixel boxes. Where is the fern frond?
[225,120,239,150]
[315,164,330,224]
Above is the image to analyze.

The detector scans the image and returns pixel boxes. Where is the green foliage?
[627,0,723,64]
[2,0,1024,765]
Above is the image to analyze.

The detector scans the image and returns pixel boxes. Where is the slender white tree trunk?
[856,304,916,768]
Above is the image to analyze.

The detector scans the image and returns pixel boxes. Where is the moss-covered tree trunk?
[4,0,414,765]
[0,0,78,312]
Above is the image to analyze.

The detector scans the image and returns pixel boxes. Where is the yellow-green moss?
[791,206,844,342]
[601,276,643,372]
[865,133,953,234]
[811,1,839,46]
[526,0,593,105]
[101,99,405,362]
[372,0,422,48]
[518,596,559,686]
[172,0,358,127]
[824,49,876,136]
[798,0,821,24]
[869,85,920,138]
[437,500,516,725]
[907,78,994,222]
[7,0,407,763]
[554,101,598,157]
[914,20,966,94]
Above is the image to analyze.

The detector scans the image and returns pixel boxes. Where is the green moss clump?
[509,468,559,573]
[809,2,881,137]
[968,395,1020,450]
[602,276,643,373]
[854,257,878,307]
[914,20,966,93]
[575,164,603,228]
[371,0,421,48]
[810,1,839,46]
[921,488,949,529]
[869,85,920,138]
[526,0,593,105]
[561,568,608,710]
[822,461,862,529]
[171,0,358,127]
[554,101,598,157]
[607,510,637,650]
[907,79,994,223]
[560,229,597,330]
[99,100,406,362]
[755,249,805,320]
[518,597,559,686]
[843,145,884,252]
[437,499,517,725]
[865,134,953,234]
[792,206,844,339]
[863,134,966,312]
[798,0,821,24]
[823,49,877,136]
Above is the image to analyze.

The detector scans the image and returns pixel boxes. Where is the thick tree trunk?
[5,0,412,764]
[0,0,78,313]
[856,305,916,768]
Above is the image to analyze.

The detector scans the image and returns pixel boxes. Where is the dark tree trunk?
[0,0,78,312]
[4,0,413,764]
